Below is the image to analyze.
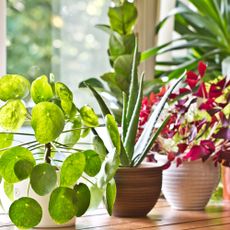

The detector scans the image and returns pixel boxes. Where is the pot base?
[113,163,162,217]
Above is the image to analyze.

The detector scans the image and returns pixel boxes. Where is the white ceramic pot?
[14,180,75,228]
[156,155,220,210]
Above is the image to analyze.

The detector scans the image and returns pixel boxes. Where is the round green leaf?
[9,197,42,228]
[0,133,13,148]
[31,102,65,143]
[55,82,73,115]
[89,184,104,210]
[4,181,14,201]
[93,135,107,161]
[49,187,77,224]
[0,146,35,183]
[0,100,27,131]
[60,152,86,187]
[58,117,81,146]
[31,75,54,104]
[80,105,99,127]
[14,160,34,180]
[83,150,101,177]
[74,183,91,217]
[30,163,57,196]
[0,74,30,101]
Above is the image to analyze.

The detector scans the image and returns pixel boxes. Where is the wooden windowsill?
[1,199,230,229]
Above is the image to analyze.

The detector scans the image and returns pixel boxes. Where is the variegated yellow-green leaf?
[105,114,120,153]
[0,133,13,149]
[9,197,42,228]
[80,105,99,127]
[55,82,73,115]
[58,117,81,146]
[83,150,101,177]
[49,187,77,224]
[31,102,65,143]
[60,152,86,187]
[0,74,30,101]
[0,146,35,183]
[0,100,27,131]
[31,75,54,104]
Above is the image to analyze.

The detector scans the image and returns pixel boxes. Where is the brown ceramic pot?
[113,163,162,217]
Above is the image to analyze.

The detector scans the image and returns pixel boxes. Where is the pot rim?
[118,162,164,171]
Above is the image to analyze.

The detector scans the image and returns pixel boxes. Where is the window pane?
[7,0,52,81]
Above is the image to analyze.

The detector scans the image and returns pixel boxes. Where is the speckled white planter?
[157,155,220,210]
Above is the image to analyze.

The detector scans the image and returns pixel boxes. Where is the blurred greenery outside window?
[6,0,109,103]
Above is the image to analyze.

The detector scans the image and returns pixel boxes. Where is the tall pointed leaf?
[124,73,144,160]
[125,39,139,131]
[134,72,185,159]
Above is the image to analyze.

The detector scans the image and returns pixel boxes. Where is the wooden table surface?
[1,199,230,229]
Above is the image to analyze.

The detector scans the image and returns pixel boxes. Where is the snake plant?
[86,41,185,167]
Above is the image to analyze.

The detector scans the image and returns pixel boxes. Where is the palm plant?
[142,0,230,81]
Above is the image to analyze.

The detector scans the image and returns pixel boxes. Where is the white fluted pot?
[160,157,220,210]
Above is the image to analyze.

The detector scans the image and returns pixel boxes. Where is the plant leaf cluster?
[0,74,115,228]
[142,0,230,80]
[79,0,138,122]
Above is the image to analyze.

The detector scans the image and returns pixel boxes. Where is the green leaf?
[79,78,104,89]
[74,183,91,217]
[125,39,140,128]
[0,100,27,131]
[0,146,35,183]
[58,117,81,146]
[83,150,101,177]
[133,73,185,162]
[108,1,137,35]
[124,73,144,159]
[95,24,111,34]
[31,75,54,104]
[109,32,126,58]
[49,187,77,224]
[9,197,42,228]
[60,152,86,187]
[114,54,133,93]
[93,135,108,161]
[134,116,170,166]
[80,105,99,127]
[0,74,30,101]
[31,102,65,144]
[104,179,116,216]
[85,84,111,118]
[14,159,34,180]
[105,114,120,154]
[30,163,57,196]
[81,128,90,138]
[4,181,14,201]
[0,133,13,149]
[55,82,73,115]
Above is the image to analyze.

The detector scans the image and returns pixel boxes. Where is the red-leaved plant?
[138,62,230,167]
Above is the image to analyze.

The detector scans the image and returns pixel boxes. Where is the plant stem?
[44,143,52,164]
[0,140,37,151]
[82,175,95,186]
[0,132,35,136]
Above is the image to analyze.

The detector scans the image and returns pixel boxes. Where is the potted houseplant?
[0,74,116,228]
[79,0,138,123]
[149,62,230,210]
[85,41,185,217]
